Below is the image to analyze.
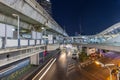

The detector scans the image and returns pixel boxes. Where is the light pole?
[95,61,115,80]
[41,27,46,44]
[12,14,20,47]
[41,27,46,62]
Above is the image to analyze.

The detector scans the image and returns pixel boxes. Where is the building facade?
[36,0,52,15]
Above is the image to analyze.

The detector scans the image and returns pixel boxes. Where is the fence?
[0,38,60,49]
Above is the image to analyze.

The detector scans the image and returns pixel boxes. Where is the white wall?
[36,40,40,45]
[6,39,18,47]
[47,44,59,51]
[32,31,36,39]
[0,23,14,38]
[37,32,42,39]
[0,38,2,48]
[30,40,35,45]
[21,40,28,46]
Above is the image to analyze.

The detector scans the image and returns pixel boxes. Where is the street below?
[33,48,120,80]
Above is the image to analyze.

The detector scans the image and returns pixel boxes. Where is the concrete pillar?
[2,37,5,49]
[28,39,30,46]
[78,45,83,53]
[87,47,90,56]
[30,53,39,65]
[79,45,82,53]
[35,39,37,45]
[40,39,41,45]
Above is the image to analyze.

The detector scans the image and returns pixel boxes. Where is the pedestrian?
[6,54,10,60]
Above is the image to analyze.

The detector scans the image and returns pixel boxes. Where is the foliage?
[78,51,88,62]
[1,65,32,80]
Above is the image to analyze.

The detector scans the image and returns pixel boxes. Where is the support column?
[2,37,5,49]
[30,53,39,65]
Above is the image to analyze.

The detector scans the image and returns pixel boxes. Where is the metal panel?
[0,38,2,48]
[0,23,14,38]
[30,40,35,45]
[21,40,28,46]
[7,25,14,38]
[36,32,42,39]
[36,40,40,44]
[32,31,36,39]
[0,23,5,37]
[6,39,18,47]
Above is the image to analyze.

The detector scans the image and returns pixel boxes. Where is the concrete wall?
[47,44,59,51]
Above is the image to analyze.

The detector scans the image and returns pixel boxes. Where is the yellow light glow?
[95,61,100,65]
[61,53,66,58]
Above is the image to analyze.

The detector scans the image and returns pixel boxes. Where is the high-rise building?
[36,0,52,15]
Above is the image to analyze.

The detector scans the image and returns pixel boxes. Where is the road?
[32,49,120,80]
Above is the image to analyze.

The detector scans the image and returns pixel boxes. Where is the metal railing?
[0,38,61,49]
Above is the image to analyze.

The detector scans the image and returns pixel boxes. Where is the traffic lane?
[32,58,54,80]
[67,69,98,80]
[82,63,108,80]
[67,61,110,80]
[67,51,118,80]
[80,53,120,80]
[31,50,61,80]
[38,49,117,80]
[41,51,67,80]
[39,49,104,80]
[66,50,95,80]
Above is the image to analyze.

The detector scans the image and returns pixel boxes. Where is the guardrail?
[0,38,61,49]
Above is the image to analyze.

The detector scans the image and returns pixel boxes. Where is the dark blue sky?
[51,0,120,36]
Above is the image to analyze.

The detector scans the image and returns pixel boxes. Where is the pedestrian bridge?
[68,22,120,52]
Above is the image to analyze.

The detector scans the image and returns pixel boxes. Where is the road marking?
[32,58,53,80]
[68,63,75,67]
[39,58,56,80]
[67,66,75,71]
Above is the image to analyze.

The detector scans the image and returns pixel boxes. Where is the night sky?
[51,0,120,36]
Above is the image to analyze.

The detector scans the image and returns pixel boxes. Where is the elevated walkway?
[75,42,120,52]
[0,38,60,67]
[0,0,67,36]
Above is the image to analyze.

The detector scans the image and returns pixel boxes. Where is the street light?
[41,27,46,62]
[12,14,20,47]
[41,27,45,30]
[41,27,46,44]
[95,61,115,80]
